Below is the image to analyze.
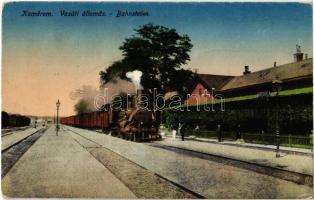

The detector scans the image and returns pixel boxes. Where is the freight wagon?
[60,111,110,130]
[61,90,160,141]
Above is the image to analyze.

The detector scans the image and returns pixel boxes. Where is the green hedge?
[162,93,313,136]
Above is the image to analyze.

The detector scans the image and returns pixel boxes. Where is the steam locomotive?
[61,90,160,141]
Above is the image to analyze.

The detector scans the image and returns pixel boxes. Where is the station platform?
[1,126,136,198]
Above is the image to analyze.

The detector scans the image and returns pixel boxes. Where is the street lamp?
[272,79,282,158]
[56,99,61,136]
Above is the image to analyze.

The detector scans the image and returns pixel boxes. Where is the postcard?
[1,1,313,199]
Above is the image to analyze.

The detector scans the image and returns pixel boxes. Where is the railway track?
[63,126,205,199]
[62,126,314,198]
[145,142,313,187]
[2,127,48,178]
[2,126,31,137]
[63,126,313,187]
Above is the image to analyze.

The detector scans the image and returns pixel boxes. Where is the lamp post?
[56,100,61,136]
[272,79,282,158]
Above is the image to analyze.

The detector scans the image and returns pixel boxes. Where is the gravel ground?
[89,148,199,198]
[68,130,199,198]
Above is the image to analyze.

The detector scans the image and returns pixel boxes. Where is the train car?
[61,90,160,141]
[69,116,75,126]
[61,111,110,130]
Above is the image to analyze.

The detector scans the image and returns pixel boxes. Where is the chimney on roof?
[294,44,304,62]
[243,65,251,75]
[273,61,277,67]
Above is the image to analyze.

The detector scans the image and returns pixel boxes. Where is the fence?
[183,129,313,149]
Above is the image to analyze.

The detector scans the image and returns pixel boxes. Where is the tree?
[2,111,9,128]
[100,23,194,95]
[74,99,91,115]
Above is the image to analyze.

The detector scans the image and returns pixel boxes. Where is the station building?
[185,49,312,105]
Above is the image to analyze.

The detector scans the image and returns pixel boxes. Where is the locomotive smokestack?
[136,89,143,109]
[137,89,142,97]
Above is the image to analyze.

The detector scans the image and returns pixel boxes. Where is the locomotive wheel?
[126,134,130,140]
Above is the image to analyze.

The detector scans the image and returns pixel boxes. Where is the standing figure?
[179,123,186,141]
[172,124,177,139]
[217,124,222,142]
[236,124,241,139]
[195,125,200,136]
[221,125,224,142]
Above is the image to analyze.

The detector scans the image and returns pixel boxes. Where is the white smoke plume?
[126,70,143,90]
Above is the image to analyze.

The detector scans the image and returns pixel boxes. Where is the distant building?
[184,74,233,105]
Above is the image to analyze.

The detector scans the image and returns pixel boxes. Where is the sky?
[2,2,312,116]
